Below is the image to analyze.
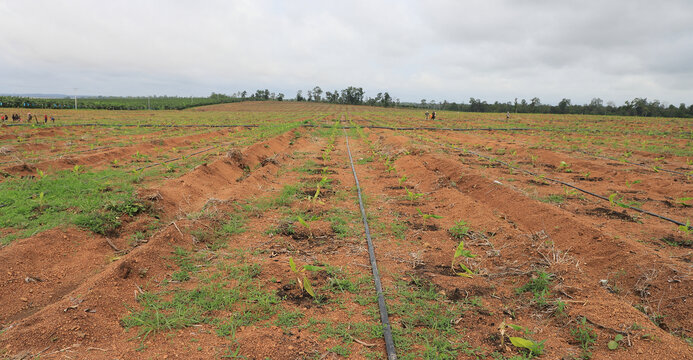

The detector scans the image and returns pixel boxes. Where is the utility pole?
[74,88,78,109]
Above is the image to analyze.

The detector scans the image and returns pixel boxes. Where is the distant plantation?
[0,93,240,110]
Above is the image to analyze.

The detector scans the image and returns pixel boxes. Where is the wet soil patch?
[574,176,604,182]
[584,207,637,222]
[407,221,439,231]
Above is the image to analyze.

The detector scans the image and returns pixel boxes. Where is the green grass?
[0,169,144,244]
[540,194,565,204]
[387,277,481,359]
[121,254,279,345]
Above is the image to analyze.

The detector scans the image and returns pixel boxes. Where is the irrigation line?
[343,127,397,360]
[452,145,691,230]
[5,121,688,177]
[358,120,691,178]
[0,127,234,166]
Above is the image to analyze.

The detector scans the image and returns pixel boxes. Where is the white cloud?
[0,0,691,105]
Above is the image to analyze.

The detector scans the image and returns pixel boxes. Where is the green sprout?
[288,257,322,298]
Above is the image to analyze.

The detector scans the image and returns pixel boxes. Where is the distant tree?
[241,91,247,99]
[312,86,323,102]
[277,93,284,101]
[296,90,304,102]
[340,86,364,105]
[421,99,427,106]
[530,97,540,107]
[382,92,392,107]
[307,90,313,102]
[558,98,571,114]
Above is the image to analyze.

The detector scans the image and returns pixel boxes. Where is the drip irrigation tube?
[453,145,691,230]
[343,128,397,360]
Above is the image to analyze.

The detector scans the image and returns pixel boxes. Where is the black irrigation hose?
[0,127,230,166]
[451,145,692,230]
[357,121,691,178]
[5,122,689,176]
[572,149,690,177]
[343,128,397,360]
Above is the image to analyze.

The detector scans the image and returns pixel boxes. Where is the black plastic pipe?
[343,128,397,360]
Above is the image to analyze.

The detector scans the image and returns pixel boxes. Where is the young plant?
[288,257,322,298]
[452,240,476,277]
[417,208,443,220]
[405,188,423,203]
[571,317,597,359]
[312,176,329,201]
[509,336,545,357]
[607,334,624,350]
[449,220,470,239]
[676,197,692,207]
[398,175,407,186]
[297,215,313,238]
[558,161,572,173]
[678,219,692,235]
[625,179,641,188]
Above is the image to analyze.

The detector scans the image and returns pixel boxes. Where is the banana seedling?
[452,240,476,277]
[289,257,322,298]
[405,188,423,204]
[417,208,442,220]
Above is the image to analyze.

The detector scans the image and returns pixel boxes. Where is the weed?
[607,334,624,350]
[541,194,565,204]
[516,271,553,307]
[571,317,597,359]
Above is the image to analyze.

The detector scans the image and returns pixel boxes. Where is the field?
[0,101,692,359]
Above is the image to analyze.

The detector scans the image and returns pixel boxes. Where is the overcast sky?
[1,0,692,105]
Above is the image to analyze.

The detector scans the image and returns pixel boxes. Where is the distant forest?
[1,86,691,118]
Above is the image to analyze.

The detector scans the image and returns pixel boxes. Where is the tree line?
[2,88,691,118]
[0,94,240,110]
[415,97,693,118]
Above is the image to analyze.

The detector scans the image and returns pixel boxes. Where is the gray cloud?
[0,0,691,105]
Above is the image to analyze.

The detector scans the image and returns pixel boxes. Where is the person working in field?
[431,111,436,120]
[51,115,55,123]
[506,111,510,120]
[44,114,48,123]
[425,111,429,120]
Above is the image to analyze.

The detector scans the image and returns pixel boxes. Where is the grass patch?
[0,169,143,244]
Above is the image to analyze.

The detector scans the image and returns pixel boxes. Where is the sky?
[1,0,692,105]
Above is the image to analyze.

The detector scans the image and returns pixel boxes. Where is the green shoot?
[608,334,624,350]
[452,240,476,276]
[288,257,322,298]
[449,220,470,239]
[416,208,442,220]
[625,179,641,188]
[405,188,423,203]
[509,337,545,356]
